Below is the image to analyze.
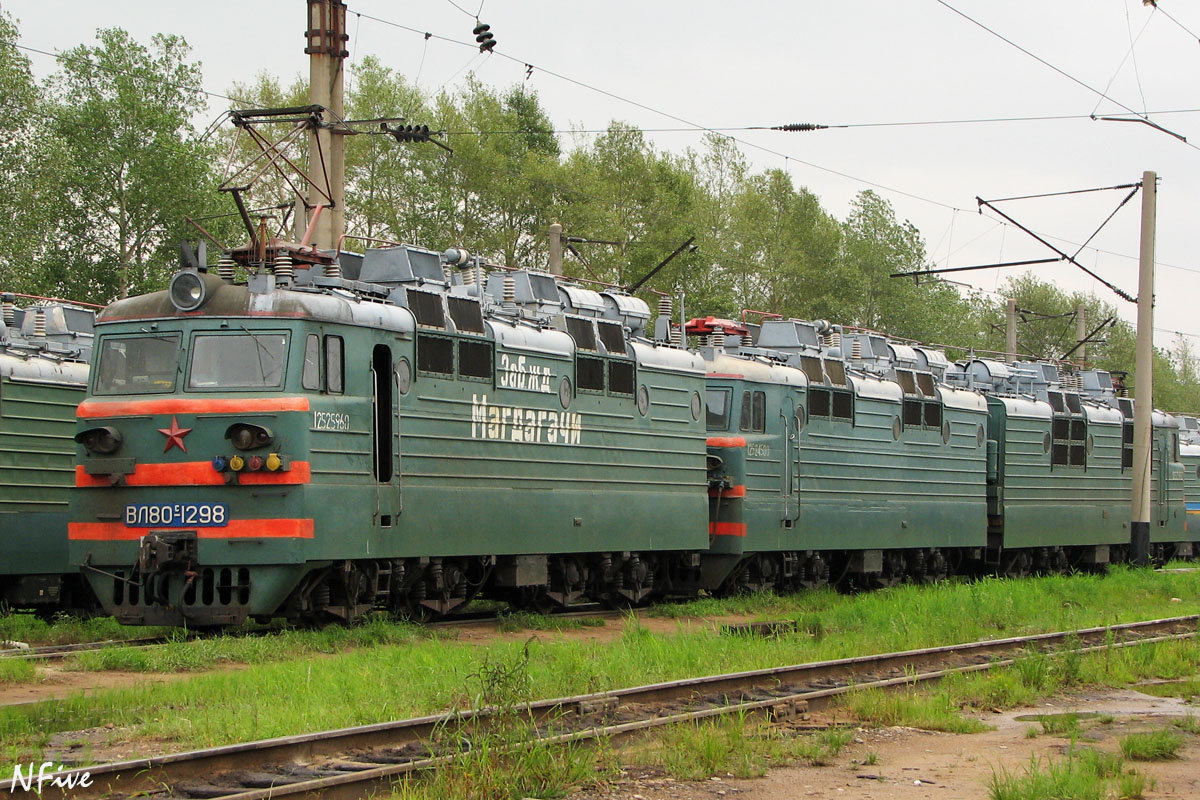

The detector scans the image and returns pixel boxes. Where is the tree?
[838,190,987,346]
[415,78,562,267]
[343,56,434,248]
[37,28,216,301]
[0,9,51,293]
[555,123,698,300]
[729,168,844,321]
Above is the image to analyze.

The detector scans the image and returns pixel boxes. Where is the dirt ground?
[571,687,1200,800]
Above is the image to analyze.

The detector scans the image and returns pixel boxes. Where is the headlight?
[225,423,274,451]
[169,271,207,312]
[75,426,122,455]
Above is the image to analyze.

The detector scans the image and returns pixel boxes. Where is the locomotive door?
[781,399,800,524]
[1154,431,1173,527]
[371,344,402,525]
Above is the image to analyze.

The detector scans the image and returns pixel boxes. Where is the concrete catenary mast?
[305,0,349,251]
[1131,170,1157,566]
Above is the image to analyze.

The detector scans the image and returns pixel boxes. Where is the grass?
[1172,714,1200,734]
[0,567,1198,763]
[988,746,1148,800]
[1136,676,1200,702]
[0,659,35,685]
[652,716,854,780]
[1039,713,1082,737]
[839,687,991,733]
[67,616,429,673]
[385,651,617,800]
[0,612,173,647]
[1119,729,1183,760]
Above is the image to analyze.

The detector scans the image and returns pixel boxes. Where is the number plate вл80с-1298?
[123,503,229,527]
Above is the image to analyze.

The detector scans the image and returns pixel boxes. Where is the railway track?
[0,636,175,662]
[14,614,1197,800]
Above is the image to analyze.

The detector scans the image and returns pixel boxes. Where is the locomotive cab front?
[69,280,371,626]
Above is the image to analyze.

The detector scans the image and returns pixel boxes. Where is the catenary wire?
[934,0,1146,119]
[1147,1,1200,44]
[1092,2,1154,117]
[934,0,1199,151]
[353,11,964,212]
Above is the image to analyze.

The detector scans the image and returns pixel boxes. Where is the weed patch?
[1119,729,1182,760]
[841,688,990,734]
[0,659,35,684]
[0,612,169,647]
[1172,714,1200,734]
[653,716,852,779]
[988,746,1145,800]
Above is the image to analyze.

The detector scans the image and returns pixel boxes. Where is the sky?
[7,0,1200,353]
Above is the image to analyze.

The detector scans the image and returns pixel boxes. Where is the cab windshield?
[94,334,181,395]
[188,332,289,389]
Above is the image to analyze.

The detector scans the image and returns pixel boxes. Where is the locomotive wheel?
[1000,550,1031,578]
[923,549,949,583]
[395,599,440,623]
[514,586,561,615]
[873,551,906,588]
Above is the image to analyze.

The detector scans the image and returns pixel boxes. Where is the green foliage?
[1,568,1198,762]
[555,123,699,296]
[654,715,849,779]
[1119,728,1183,760]
[984,272,1199,409]
[1172,715,1200,734]
[34,29,218,301]
[840,687,991,734]
[0,9,48,285]
[0,610,166,647]
[0,659,35,685]
[1038,713,1082,737]
[988,747,1144,800]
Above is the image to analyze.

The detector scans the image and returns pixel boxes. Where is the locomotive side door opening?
[371,344,401,526]
[790,394,802,523]
[781,399,799,526]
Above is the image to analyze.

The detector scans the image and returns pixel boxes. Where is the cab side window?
[326,335,344,394]
[739,390,766,433]
[302,334,320,390]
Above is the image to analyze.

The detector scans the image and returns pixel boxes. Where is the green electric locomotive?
[70,244,710,626]
[694,317,989,591]
[693,316,1192,591]
[0,297,96,614]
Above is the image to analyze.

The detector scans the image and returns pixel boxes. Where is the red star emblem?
[158,416,193,453]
